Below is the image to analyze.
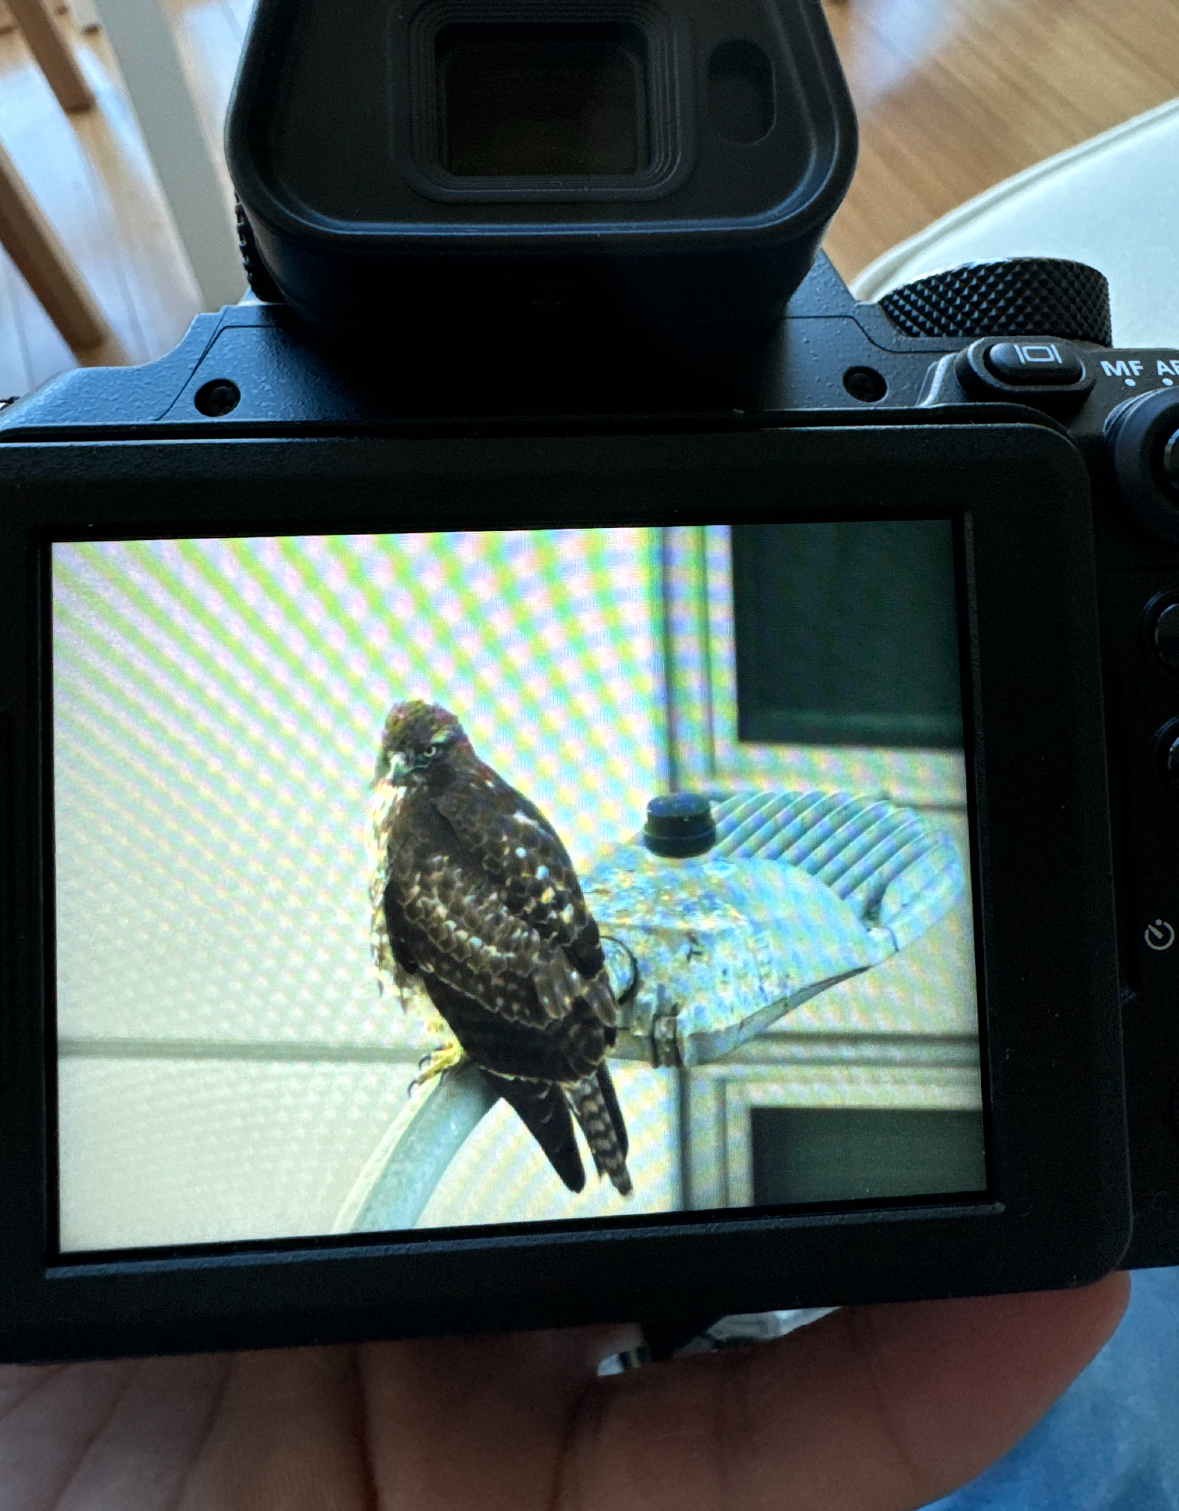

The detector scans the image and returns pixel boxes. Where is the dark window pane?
[751,1107,987,1205]
[731,520,963,748]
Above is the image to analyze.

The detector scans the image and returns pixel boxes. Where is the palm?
[0,1277,1126,1511]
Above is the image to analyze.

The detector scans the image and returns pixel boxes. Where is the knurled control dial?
[878,258,1112,345]
[236,200,283,305]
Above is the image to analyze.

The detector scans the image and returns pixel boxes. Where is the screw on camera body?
[194,379,241,417]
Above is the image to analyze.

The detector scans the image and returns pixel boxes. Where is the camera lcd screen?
[436,23,647,177]
[51,523,983,1255]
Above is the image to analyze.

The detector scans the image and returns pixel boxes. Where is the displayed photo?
[52,523,983,1253]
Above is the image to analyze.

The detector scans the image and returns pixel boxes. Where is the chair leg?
[7,0,94,113]
[0,139,110,351]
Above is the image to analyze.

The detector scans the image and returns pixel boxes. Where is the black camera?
[0,0,1176,1363]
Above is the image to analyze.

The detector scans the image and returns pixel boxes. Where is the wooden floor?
[821,0,1179,281]
[1,0,1178,396]
[0,0,246,396]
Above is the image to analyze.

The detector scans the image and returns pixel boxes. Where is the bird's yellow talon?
[409,1040,466,1090]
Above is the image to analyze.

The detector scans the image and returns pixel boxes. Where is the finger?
[0,1359,136,1511]
[0,1364,69,1425]
[558,1273,1130,1511]
[177,1347,371,1511]
[0,1356,225,1511]
[360,1322,641,1511]
[43,1354,228,1511]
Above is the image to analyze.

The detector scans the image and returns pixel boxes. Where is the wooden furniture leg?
[7,0,94,112]
[0,138,110,350]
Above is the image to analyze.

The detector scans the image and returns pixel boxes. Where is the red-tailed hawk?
[370,700,632,1197]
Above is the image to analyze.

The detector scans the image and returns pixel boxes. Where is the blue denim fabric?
[926,1267,1179,1510]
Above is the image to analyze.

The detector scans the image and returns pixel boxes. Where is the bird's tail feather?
[568,1069,632,1196]
[594,1062,629,1161]
[486,1072,586,1193]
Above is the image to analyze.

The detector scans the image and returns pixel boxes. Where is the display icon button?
[1145,918,1176,951]
[985,340,1084,385]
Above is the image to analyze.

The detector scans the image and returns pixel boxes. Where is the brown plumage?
[371,700,632,1197]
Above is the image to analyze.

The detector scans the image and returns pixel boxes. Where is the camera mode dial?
[877,258,1112,344]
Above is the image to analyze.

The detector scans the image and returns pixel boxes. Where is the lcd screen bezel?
[0,420,1129,1360]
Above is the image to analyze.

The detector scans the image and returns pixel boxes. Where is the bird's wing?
[434,770,594,944]
[431,771,616,1024]
[384,804,604,1030]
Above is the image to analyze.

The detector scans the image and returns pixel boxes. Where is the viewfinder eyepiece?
[436,23,648,178]
[227,0,858,356]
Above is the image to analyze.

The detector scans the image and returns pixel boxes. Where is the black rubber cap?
[643,794,716,858]
[878,258,1112,345]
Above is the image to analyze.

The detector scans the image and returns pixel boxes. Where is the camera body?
[0,0,1176,1361]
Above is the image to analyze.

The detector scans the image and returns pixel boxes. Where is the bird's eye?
[425,742,441,757]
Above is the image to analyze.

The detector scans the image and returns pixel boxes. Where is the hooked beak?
[387,749,415,785]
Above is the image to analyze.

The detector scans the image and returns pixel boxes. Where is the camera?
[0,0,1175,1362]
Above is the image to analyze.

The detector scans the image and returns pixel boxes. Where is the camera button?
[1164,733,1179,793]
[1105,390,1179,542]
[1140,591,1179,677]
[1152,717,1179,799]
[1155,603,1179,673]
[1163,428,1179,492]
[984,340,1084,385]
[954,337,1095,410]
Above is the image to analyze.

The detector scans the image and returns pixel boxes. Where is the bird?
[368,699,632,1197]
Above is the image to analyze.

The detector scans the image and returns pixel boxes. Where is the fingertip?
[861,1267,1130,1394]
[563,1274,1134,1511]
[838,1270,1133,1502]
